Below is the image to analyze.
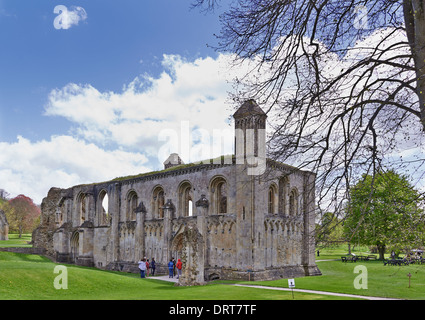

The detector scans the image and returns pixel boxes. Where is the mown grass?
[1,243,423,300]
[244,244,425,300]
[0,251,353,300]
[0,234,32,248]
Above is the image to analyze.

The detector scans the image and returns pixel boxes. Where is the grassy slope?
[1,240,423,300]
[0,252,352,300]
[245,245,425,300]
[0,234,32,247]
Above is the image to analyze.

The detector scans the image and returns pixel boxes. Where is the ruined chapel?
[33,100,321,283]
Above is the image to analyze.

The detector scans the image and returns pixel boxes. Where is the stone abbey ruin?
[33,100,321,284]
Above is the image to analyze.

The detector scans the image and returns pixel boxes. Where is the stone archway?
[70,231,79,263]
[170,225,205,286]
[171,232,184,261]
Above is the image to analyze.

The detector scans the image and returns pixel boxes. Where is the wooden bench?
[341,256,357,263]
[366,255,377,260]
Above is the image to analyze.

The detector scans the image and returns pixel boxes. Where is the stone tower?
[233,99,268,271]
[234,99,267,162]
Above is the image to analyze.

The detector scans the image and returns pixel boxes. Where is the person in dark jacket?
[150,258,156,276]
[172,257,176,276]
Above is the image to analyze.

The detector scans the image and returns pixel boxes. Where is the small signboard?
[288,279,295,288]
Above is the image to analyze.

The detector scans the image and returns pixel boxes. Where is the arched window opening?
[289,188,299,216]
[98,190,109,226]
[70,232,80,262]
[153,186,165,218]
[127,191,138,221]
[210,177,227,214]
[268,185,277,214]
[179,182,193,217]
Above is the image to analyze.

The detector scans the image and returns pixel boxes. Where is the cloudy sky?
[0,1,240,203]
[0,1,423,205]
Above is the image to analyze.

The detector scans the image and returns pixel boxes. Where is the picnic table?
[342,255,376,262]
[384,258,410,266]
[341,256,357,263]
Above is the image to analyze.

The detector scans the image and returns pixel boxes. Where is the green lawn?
[244,244,425,300]
[0,234,32,248]
[0,251,354,300]
[1,242,424,300]
[245,260,425,300]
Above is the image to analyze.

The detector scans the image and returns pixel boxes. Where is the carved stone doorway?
[70,231,79,263]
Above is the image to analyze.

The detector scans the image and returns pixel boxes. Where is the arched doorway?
[70,232,80,263]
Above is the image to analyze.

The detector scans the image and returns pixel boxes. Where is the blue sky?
[0,1,423,205]
[0,0,223,142]
[0,1,240,203]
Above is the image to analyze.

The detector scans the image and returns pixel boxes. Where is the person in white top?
[138,258,147,278]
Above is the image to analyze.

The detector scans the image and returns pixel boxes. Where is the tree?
[343,170,425,259]
[316,212,344,245]
[193,0,425,232]
[6,195,41,238]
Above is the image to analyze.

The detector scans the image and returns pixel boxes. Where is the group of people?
[137,257,156,278]
[137,257,183,279]
[168,257,182,279]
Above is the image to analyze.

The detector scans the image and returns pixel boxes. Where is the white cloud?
[1,53,240,203]
[1,29,424,206]
[53,5,87,30]
[0,135,150,204]
[45,53,238,162]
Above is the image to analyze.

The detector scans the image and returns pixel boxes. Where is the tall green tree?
[317,212,344,245]
[344,170,425,259]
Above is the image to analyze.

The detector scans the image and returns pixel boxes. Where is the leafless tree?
[193,0,425,224]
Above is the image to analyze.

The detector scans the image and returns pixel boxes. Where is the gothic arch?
[178,180,193,217]
[268,183,278,214]
[126,190,138,221]
[97,189,110,226]
[70,231,80,263]
[289,187,299,216]
[152,185,165,219]
[209,176,227,214]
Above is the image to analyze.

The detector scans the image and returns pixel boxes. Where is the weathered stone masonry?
[33,100,321,283]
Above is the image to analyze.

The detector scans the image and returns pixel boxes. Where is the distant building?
[33,100,321,283]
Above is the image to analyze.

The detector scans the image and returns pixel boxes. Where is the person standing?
[146,259,150,277]
[176,258,182,279]
[138,258,147,278]
[172,257,176,277]
[151,258,156,276]
[168,259,174,278]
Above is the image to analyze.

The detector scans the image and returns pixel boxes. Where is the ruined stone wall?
[33,158,320,280]
[33,187,64,257]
